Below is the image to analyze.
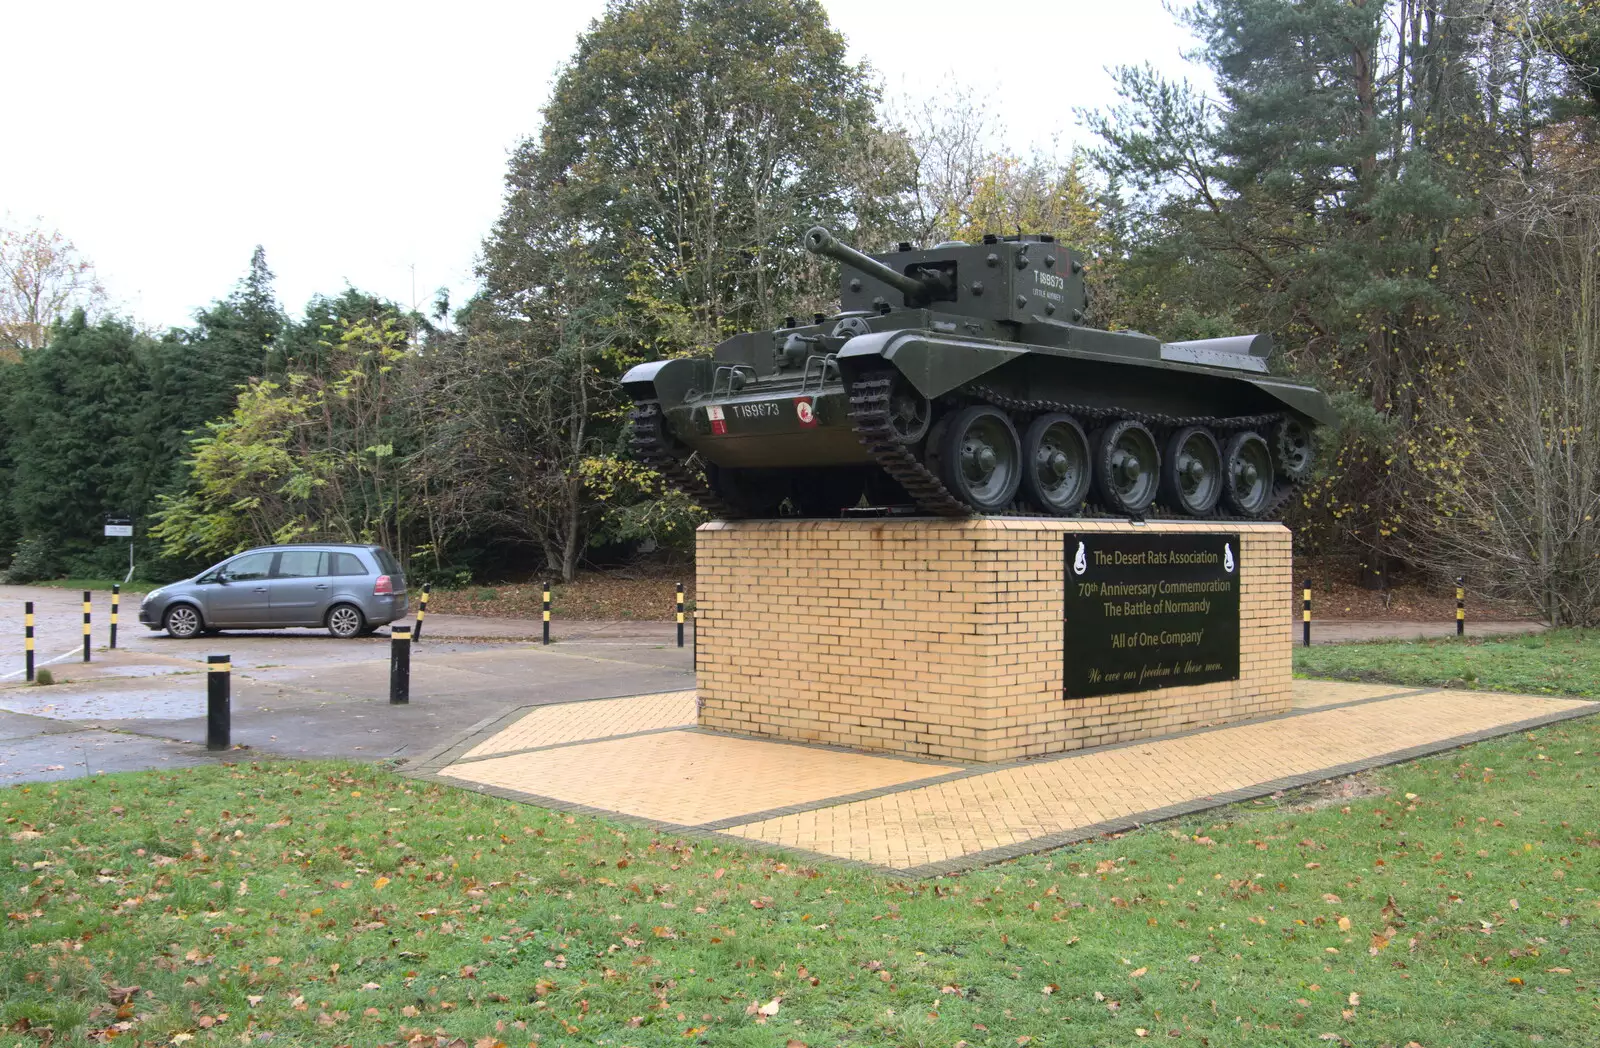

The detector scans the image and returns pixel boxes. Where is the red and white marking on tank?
[707,405,727,434]
[795,398,816,427]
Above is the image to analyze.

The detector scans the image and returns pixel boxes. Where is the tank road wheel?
[937,405,1022,513]
[1093,419,1161,515]
[1021,413,1091,516]
[1221,431,1276,517]
[1159,425,1223,517]
[1273,417,1316,482]
[886,374,932,445]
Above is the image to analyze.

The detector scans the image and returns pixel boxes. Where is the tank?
[623,227,1335,520]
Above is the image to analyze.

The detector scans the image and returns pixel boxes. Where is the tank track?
[847,372,970,518]
[628,401,740,519]
[845,368,1302,521]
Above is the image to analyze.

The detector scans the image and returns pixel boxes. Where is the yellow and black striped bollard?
[206,654,231,751]
[542,584,551,645]
[82,590,92,663]
[1456,576,1465,637]
[110,584,120,650]
[1302,578,1312,648]
[24,601,35,683]
[676,582,685,648]
[414,583,430,642]
[390,626,411,704]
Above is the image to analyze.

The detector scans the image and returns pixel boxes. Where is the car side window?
[329,552,368,576]
[275,550,325,578]
[223,552,274,581]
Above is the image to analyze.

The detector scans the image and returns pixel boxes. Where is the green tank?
[624,227,1334,519]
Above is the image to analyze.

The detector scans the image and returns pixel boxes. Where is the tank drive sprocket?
[628,401,741,519]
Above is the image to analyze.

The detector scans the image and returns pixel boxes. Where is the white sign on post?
[105,517,133,538]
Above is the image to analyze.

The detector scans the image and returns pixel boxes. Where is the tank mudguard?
[1244,379,1337,427]
[622,357,714,405]
[837,330,1025,400]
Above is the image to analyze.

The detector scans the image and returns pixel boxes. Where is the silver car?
[140,544,408,639]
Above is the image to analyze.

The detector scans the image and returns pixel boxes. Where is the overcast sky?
[3,0,1207,330]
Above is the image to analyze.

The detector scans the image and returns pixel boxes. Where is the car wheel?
[164,604,203,639]
[326,603,365,639]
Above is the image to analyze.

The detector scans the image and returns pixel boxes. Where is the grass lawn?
[1295,629,1600,699]
[4,722,1599,1048]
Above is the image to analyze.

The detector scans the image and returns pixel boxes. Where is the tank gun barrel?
[804,226,930,306]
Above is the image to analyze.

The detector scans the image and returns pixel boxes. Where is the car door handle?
[252,586,268,592]
[315,584,328,590]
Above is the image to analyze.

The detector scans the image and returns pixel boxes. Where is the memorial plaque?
[1064,532,1240,698]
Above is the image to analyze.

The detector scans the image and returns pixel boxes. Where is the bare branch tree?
[0,218,105,354]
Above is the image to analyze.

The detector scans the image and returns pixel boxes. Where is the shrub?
[3,536,58,584]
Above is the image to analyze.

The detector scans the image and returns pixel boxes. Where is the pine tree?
[7,311,162,574]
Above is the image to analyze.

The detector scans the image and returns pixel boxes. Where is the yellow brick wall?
[696,518,1292,763]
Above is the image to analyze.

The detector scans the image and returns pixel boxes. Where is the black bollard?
[1302,578,1311,648]
[24,601,35,683]
[82,590,92,663]
[110,584,120,650]
[414,583,430,641]
[390,626,411,704]
[1456,576,1465,636]
[542,584,551,645]
[206,654,231,751]
[676,582,685,648]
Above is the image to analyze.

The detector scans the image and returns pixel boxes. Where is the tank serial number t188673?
[623,227,1335,520]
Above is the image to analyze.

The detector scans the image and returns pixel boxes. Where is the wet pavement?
[0,584,695,783]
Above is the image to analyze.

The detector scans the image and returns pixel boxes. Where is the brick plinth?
[695,518,1292,763]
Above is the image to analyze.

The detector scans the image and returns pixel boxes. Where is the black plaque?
[1064,532,1240,699]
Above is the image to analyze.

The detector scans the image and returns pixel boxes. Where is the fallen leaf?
[757,998,781,1017]
[1348,992,1360,1007]
[1130,967,1148,978]
[374,876,391,891]
[1337,916,1352,932]
[1135,1030,1149,1039]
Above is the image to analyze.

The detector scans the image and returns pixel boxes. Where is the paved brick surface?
[461,690,697,757]
[441,730,950,826]
[719,689,1592,869]
[430,681,1597,874]
[1290,679,1421,709]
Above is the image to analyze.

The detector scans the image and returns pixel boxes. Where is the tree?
[470,0,909,579]
[0,219,105,355]
[145,248,286,490]
[6,311,160,575]
[153,313,415,560]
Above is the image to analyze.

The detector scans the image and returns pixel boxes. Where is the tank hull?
[624,230,1334,521]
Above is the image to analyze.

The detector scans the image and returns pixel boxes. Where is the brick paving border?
[404,686,1600,878]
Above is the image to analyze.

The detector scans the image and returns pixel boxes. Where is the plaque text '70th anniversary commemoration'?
[1063,533,1241,699]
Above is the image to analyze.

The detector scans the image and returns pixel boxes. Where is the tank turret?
[623,225,1334,522]
[807,226,1089,325]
